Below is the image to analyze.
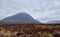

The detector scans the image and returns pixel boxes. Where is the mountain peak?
[0,12,40,24]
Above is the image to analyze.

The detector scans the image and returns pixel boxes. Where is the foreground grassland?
[0,24,60,37]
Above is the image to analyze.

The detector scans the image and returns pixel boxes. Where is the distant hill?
[0,12,40,24]
[47,20,60,24]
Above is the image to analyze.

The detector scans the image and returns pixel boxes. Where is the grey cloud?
[0,0,60,23]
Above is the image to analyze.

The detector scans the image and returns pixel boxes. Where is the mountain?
[0,12,40,24]
[47,20,60,24]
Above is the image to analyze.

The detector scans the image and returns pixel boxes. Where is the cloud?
[0,0,60,23]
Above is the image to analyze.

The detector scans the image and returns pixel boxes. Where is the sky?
[0,0,60,23]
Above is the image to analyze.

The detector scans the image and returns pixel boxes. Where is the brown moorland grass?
[0,23,60,37]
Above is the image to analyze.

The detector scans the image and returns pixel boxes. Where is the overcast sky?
[0,0,60,23]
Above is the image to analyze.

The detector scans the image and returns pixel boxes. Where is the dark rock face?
[0,12,40,24]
